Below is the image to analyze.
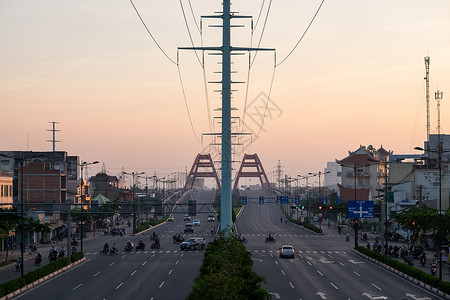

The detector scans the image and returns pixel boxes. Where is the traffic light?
[328,206,333,210]
[300,205,305,210]
[318,206,323,210]
[353,219,359,229]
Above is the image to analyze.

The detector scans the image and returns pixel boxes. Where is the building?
[324,162,341,192]
[0,171,13,209]
[336,145,392,202]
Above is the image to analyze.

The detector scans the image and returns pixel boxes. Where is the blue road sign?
[259,196,264,205]
[242,196,247,206]
[295,196,300,204]
[348,201,374,218]
[322,196,327,205]
[337,196,341,205]
[280,196,289,204]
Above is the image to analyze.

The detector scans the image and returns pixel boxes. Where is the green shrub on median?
[0,252,84,297]
[187,232,270,300]
[357,246,450,293]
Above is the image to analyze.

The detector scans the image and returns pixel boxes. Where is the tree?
[391,206,438,241]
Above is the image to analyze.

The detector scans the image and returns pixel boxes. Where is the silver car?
[279,245,295,258]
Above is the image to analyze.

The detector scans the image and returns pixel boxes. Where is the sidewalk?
[0,230,99,266]
[319,220,450,282]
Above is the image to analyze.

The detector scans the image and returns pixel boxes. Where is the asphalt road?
[235,189,443,300]
[12,190,217,300]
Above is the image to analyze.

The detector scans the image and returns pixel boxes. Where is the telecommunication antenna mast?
[435,88,444,136]
[179,0,274,233]
[424,56,430,143]
[47,121,61,152]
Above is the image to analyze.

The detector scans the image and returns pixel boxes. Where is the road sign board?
[318,212,323,218]
[280,196,289,204]
[348,201,374,218]
[318,217,323,223]
[295,195,300,204]
[259,196,264,205]
[242,196,247,206]
[322,196,327,205]
[276,196,281,205]
[337,196,341,205]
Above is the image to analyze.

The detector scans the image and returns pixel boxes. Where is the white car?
[280,245,295,258]
[193,219,200,226]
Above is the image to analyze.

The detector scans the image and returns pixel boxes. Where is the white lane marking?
[85,252,90,255]
[115,282,123,290]
[299,254,304,258]
[168,269,173,275]
[142,261,147,266]
[151,254,155,258]
[73,284,82,290]
[175,260,179,265]
[121,255,126,259]
[317,271,323,276]
[144,251,148,254]
[166,251,170,253]
[307,261,312,266]
[131,270,137,276]
[275,261,279,265]
[269,292,280,299]
[289,282,294,288]
[353,271,361,277]
[372,283,382,290]
[159,281,165,288]
[109,262,115,267]
[281,270,285,275]
[339,262,345,266]
[330,282,338,290]
[93,271,101,277]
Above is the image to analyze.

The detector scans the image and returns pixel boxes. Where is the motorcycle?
[58,250,65,258]
[430,264,437,275]
[29,243,37,254]
[109,248,119,255]
[15,259,22,272]
[34,255,41,266]
[345,235,350,242]
[173,235,185,244]
[124,243,134,253]
[48,250,58,262]
[150,234,158,241]
[100,248,109,255]
[136,242,146,251]
[265,236,276,244]
[71,239,78,246]
[420,257,426,266]
[404,255,414,266]
[151,240,160,249]
[71,246,77,254]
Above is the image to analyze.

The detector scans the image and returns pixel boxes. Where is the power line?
[250,0,273,67]
[188,0,201,33]
[129,0,177,65]
[254,60,277,141]
[179,0,203,67]
[276,0,325,67]
[252,0,266,33]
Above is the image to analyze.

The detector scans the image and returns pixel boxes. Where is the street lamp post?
[299,174,317,223]
[79,160,98,253]
[123,171,145,233]
[415,143,448,281]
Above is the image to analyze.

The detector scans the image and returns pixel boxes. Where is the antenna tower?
[179,0,275,232]
[435,88,444,136]
[424,56,430,143]
[47,121,61,152]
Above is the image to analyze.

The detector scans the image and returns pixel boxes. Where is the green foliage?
[0,252,84,297]
[136,222,150,233]
[303,223,322,233]
[391,206,438,240]
[187,233,270,300]
[357,247,449,292]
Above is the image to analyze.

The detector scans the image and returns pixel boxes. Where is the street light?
[298,174,317,223]
[123,171,145,233]
[78,160,98,253]
[339,163,371,250]
[415,144,449,281]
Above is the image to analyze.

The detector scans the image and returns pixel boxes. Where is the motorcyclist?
[126,240,132,250]
[138,239,144,249]
[268,233,273,242]
[16,257,22,271]
[152,231,157,238]
[111,243,118,253]
[103,242,109,254]
[154,236,160,247]
[346,233,350,242]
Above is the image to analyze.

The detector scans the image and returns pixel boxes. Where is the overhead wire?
[179,0,204,67]
[250,0,272,68]
[129,0,177,65]
[276,0,325,67]
[188,0,202,33]
[252,0,266,34]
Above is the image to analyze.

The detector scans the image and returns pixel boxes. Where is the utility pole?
[179,0,274,234]
[47,121,60,152]
[424,56,430,145]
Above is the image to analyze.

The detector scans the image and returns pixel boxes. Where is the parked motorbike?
[404,255,414,266]
[430,264,437,275]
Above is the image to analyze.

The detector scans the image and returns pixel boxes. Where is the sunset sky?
[1,0,450,187]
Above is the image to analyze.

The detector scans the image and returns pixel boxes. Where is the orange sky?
[1,0,450,186]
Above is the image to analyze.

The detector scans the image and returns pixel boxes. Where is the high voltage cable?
[180,0,204,67]
[177,60,202,143]
[250,0,272,67]
[276,0,325,67]
[252,0,266,34]
[129,0,177,65]
[188,0,201,33]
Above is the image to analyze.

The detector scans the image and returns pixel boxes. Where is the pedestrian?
[328,221,330,228]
